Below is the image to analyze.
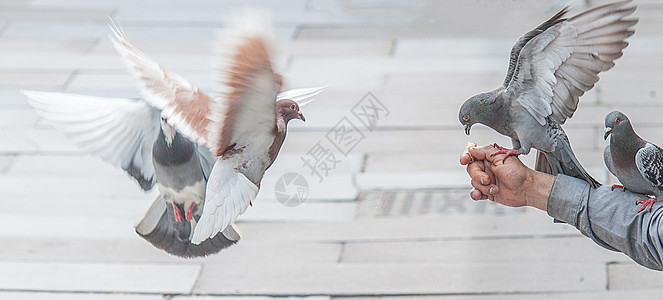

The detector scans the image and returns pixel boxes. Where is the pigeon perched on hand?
[458,0,638,188]
[23,11,324,257]
[604,111,662,213]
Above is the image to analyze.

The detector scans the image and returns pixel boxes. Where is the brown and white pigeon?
[109,11,319,245]
[604,111,662,213]
[458,1,638,188]
[22,11,324,257]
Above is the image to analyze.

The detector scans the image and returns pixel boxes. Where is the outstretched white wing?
[276,86,326,106]
[23,90,160,190]
[191,158,258,244]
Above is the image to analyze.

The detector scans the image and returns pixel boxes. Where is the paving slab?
[341,236,629,264]
[0,213,139,239]
[0,71,71,88]
[334,290,663,300]
[608,262,663,290]
[0,236,340,265]
[0,292,162,300]
[283,39,393,56]
[237,212,581,243]
[240,201,356,222]
[175,297,329,300]
[0,261,201,294]
[394,38,514,57]
[0,7,112,22]
[1,22,109,39]
[356,171,471,190]
[194,262,606,295]
[0,108,38,129]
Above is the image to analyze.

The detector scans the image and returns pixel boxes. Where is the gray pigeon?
[458,1,637,188]
[604,111,661,212]
[22,12,324,257]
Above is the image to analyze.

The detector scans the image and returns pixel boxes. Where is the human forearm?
[523,169,554,211]
[547,174,663,270]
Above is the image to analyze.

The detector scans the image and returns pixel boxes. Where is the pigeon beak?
[464,124,471,135]
[603,127,612,140]
[298,112,306,122]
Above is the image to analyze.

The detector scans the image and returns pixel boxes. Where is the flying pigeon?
[604,111,662,213]
[22,12,324,257]
[458,0,638,188]
[109,11,322,246]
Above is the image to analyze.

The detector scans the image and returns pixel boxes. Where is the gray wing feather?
[604,143,617,177]
[505,1,636,125]
[196,145,217,181]
[503,7,569,87]
[635,143,663,192]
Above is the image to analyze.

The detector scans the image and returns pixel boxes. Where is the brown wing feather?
[210,35,280,156]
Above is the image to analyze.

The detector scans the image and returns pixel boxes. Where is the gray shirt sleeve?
[547,174,663,271]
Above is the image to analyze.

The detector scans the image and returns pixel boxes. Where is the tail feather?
[135,196,240,258]
[535,139,601,188]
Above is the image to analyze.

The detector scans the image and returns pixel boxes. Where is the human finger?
[467,145,500,161]
[470,188,488,200]
[460,149,473,165]
[467,161,491,185]
[471,178,493,196]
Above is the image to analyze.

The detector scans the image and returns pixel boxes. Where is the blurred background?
[1,0,663,299]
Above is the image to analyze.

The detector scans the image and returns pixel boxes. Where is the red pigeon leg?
[611,184,626,191]
[185,203,197,222]
[490,148,521,164]
[636,198,658,213]
[172,202,183,223]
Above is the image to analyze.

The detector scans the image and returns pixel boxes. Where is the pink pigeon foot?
[172,202,183,222]
[636,198,658,213]
[490,148,521,164]
[185,203,197,222]
[611,184,626,191]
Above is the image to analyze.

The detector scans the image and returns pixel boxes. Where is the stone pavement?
[1,0,663,299]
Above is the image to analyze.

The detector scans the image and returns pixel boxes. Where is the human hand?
[459,145,553,211]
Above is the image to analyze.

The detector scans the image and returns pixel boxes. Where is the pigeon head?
[160,117,177,146]
[604,110,631,140]
[276,99,305,123]
[459,92,496,135]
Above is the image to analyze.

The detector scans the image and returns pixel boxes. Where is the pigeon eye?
[463,115,470,122]
[290,104,296,110]
[615,119,621,124]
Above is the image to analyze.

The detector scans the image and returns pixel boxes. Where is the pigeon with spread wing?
[458,1,638,188]
[109,11,320,246]
[23,11,324,256]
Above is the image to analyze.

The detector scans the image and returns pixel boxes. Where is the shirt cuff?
[547,174,590,227]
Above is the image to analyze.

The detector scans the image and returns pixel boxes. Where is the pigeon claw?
[636,198,658,213]
[490,149,521,164]
[611,184,626,191]
[185,203,197,222]
[172,202,183,223]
